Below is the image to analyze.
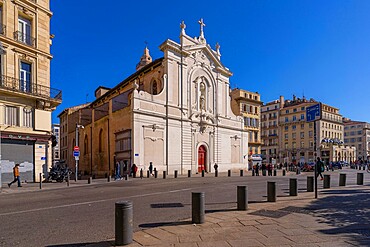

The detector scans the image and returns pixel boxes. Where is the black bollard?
[140,169,143,179]
[273,169,277,176]
[307,176,314,192]
[192,192,205,224]
[154,170,158,178]
[188,170,191,178]
[88,177,92,184]
[39,173,42,190]
[289,178,298,196]
[357,173,364,185]
[201,170,205,177]
[163,171,166,179]
[115,201,133,246]
[339,173,346,186]
[237,186,248,210]
[240,170,244,177]
[228,170,231,177]
[215,170,218,177]
[124,174,129,181]
[67,174,70,187]
[174,170,178,178]
[282,169,286,176]
[107,175,111,182]
[252,169,255,176]
[267,182,276,202]
[147,170,150,178]
[363,165,366,171]
[323,174,331,189]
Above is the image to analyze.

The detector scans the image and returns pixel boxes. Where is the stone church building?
[59,19,248,176]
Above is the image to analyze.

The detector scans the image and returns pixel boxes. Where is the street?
[0,168,367,246]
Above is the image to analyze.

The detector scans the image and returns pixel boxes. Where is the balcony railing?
[0,24,6,35]
[0,75,62,101]
[13,31,36,47]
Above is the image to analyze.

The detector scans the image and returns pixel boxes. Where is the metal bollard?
[357,173,364,185]
[228,170,231,177]
[174,170,178,178]
[124,174,129,181]
[154,170,158,178]
[192,192,205,224]
[115,201,133,246]
[88,177,92,184]
[240,170,244,177]
[252,169,255,176]
[273,169,277,176]
[147,170,150,178]
[201,170,205,177]
[39,173,42,189]
[188,170,191,178]
[267,182,276,202]
[67,174,70,187]
[289,178,298,196]
[282,169,286,176]
[307,176,314,192]
[163,171,166,179]
[363,165,366,171]
[237,186,248,210]
[215,170,218,177]
[140,169,143,179]
[323,175,331,189]
[339,173,346,186]
[108,175,111,182]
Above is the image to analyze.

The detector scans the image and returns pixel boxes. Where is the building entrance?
[198,145,206,172]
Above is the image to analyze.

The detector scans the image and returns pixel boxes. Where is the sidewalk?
[93,184,370,247]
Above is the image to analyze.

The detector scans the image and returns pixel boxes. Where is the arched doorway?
[198,145,207,172]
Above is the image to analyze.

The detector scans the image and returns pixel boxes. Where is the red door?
[198,145,206,172]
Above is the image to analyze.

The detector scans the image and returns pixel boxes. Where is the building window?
[292,133,296,139]
[20,61,32,93]
[285,133,288,139]
[301,124,304,129]
[300,132,304,138]
[23,107,33,127]
[243,105,247,112]
[285,117,288,122]
[301,141,304,148]
[99,129,103,152]
[300,114,304,120]
[286,110,289,113]
[5,105,19,126]
[285,126,289,131]
[292,125,296,130]
[293,116,297,121]
[17,16,32,46]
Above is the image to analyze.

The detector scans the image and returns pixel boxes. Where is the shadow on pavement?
[306,188,370,246]
[46,240,113,247]
[139,220,192,228]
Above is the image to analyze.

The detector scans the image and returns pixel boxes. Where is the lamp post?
[75,124,84,181]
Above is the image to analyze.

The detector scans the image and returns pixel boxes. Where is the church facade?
[59,20,248,176]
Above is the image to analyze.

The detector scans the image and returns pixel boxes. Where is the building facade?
[51,123,60,165]
[0,0,61,183]
[231,89,262,157]
[59,20,248,177]
[343,119,370,162]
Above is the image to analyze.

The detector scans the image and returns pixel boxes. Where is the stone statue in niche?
[199,82,206,111]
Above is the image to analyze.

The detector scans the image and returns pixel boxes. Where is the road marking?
[0,188,193,217]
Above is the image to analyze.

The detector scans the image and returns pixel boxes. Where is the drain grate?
[249,209,290,219]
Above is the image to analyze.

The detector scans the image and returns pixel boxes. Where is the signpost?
[306,103,321,199]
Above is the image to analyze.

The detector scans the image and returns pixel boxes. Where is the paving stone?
[197,240,231,247]
[178,234,201,243]
[133,231,163,246]
[143,228,179,243]
[239,220,261,226]
[174,243,198,247]
[255,236,294,246]
[254,224,281,231]
[285,234,327,244]
[227,239,264,247]
[255,219,278,225]
[199,232,229,241]
[278,227,315,236]
[217,221,245,227]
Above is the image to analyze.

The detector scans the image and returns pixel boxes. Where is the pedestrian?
[149,162,153,176]
[131,163,137,177]
[8,164,22,188]
[213,163,218,172]
[256,162,260,176]
[267,163,272,176]
[115,161,121,180]
[316,157,324,180]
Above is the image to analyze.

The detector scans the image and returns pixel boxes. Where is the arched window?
[152,81,158,95]
[84,135,88,155]
[99,129,103,152]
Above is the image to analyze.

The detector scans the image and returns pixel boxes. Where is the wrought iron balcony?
[0,24,6,35]
[0,75,62,101]
[13,31,36,47]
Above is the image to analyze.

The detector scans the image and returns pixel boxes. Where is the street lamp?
[75,124,84,181]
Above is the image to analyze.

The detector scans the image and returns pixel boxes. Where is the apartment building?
[343,119,370,162]
[231,89,262,157]
[51,123,60,165]
[0,0,61,183]
[260,96,282,163]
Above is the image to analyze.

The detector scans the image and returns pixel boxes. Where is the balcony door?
[20,62,31,93]
[18,17,31,45]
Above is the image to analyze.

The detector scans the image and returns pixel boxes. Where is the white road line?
[0,188,193,217]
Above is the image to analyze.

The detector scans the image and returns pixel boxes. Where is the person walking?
[115,161,121,180]
[256,163,260,176]
[316,157,324,180]
[149,162,153,176]
[8,164,22,188]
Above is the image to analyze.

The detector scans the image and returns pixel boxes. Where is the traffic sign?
[74,146,80,152]
[73,151,80,157]
[306,103,321,122]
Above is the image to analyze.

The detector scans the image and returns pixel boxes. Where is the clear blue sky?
[50,0,370,123]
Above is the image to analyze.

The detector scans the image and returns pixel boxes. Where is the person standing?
[149,162,153,176]
[255,163,260,176]
[8,164,22,188]
[316,157,324,180]
[115,161,121,180]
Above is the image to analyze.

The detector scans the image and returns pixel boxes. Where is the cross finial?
[180,20,186,35]
[144,41,148,47]
[198,18,206,38]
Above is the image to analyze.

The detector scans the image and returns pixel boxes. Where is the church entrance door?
[198,145,206,173]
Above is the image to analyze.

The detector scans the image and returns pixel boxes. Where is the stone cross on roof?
[198,18,206,38]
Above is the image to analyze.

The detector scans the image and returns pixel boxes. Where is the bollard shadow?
[304,188,370,246]
[46,240,114,247]
[139,220,192,228]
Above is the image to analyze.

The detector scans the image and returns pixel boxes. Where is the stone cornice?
[159,39,191,56]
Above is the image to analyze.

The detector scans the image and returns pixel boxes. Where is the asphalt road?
[0,169,365,246]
